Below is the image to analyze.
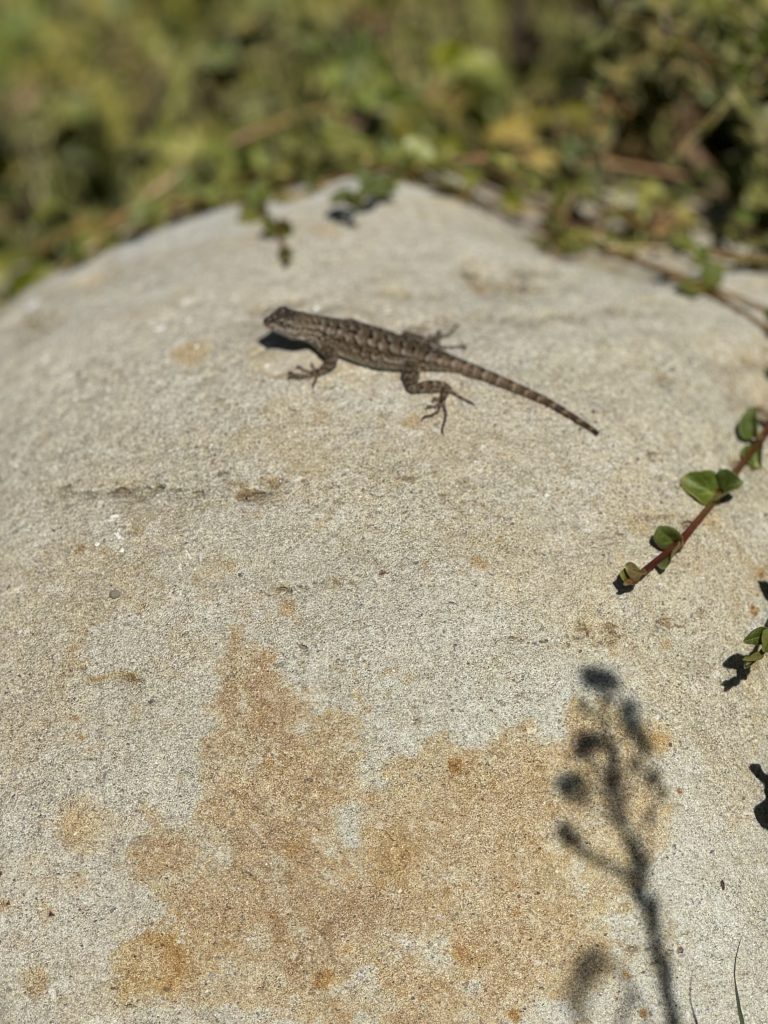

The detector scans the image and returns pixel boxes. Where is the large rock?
[2,182,767,1023]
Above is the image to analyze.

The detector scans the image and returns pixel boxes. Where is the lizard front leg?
[287,352,338,387]
[400,363,473,433]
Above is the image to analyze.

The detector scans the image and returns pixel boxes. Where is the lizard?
[263,306,598,435]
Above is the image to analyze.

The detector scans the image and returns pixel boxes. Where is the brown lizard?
[263,307,598,435]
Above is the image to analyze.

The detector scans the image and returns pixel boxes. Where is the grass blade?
[688,977,700,1024]
[733,938,745,1024]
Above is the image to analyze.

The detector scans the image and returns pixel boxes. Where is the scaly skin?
[263,307,598,435]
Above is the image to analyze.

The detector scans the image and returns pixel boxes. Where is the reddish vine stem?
[623,419,768,585]
[597,243,768,334]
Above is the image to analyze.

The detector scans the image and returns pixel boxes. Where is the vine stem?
[597,242,768,334]
[623,419,768,585]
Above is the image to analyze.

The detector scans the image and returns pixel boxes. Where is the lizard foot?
[424,324,459,346]
[288,364,324,387]
[421,387,473,433]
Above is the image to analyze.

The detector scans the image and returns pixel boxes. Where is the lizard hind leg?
[400,365,473,434]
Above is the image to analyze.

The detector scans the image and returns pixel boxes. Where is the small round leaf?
[680,470,719,505]
[744,627,764,645]
[652,525,682,550]
[737,408,759,442]
[698,262,722,291]
[620,562,644,584]
[716,468,742,493]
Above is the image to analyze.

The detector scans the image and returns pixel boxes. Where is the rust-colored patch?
[190,554,238,584]
[113,930,192,999]
[170,340,211,367]
[469,555,489,569]
[21,964,49,999]
[112,634,667,1019]
[278,596,297,618]
[86,670,142,686]
[572,619,622,647]
[310,968,335,991]
[235,476,283,503]
[235,486,270,503]
[56,795,115,854]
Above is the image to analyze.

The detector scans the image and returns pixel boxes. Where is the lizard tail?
[449,358,599,435]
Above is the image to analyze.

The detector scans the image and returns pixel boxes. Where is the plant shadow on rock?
[556,666,680,1024]
[749,763,768,830]
[721,580,768,690]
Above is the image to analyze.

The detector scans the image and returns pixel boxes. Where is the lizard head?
[264,306,304,339]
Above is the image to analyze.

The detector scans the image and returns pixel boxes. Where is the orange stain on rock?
[21,964,50,999]
[56,795,115,854]
[113,930,193,999]
[112,634,666,1020]
[169,340,212,367]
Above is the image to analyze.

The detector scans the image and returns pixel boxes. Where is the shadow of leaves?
[556,666,680,1024]
[749,763,768,830]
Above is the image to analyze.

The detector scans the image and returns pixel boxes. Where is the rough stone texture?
[1,181,767,1024]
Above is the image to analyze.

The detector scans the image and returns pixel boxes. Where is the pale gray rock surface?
[1,181,767,1023]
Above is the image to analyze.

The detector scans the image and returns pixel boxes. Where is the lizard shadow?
[556,666,680,1024]
[720,580,768,689]
[260,330,309,354]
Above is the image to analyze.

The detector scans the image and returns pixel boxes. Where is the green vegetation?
[619,409,768,588]
[4,0,768,295]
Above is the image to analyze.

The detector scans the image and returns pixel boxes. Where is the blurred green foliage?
[3,0,768,295]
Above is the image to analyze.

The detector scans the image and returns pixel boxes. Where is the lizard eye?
[266,307,289,327]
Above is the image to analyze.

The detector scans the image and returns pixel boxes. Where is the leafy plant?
[741,626,768,668]
[619,409,768,588]
[5,2,768,297]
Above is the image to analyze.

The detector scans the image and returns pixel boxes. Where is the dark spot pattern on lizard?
[263,307,599,435]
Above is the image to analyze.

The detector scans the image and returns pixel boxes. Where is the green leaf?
[331,171,395,213]
[740,444,762,470]
[737,408,759,442]
[680,470,720,505]
[652,525,682,551]
[620,562,644,585]
[744,650,764,666]
[656,556,671,573]
[697,261,722,292]
[744,627,764,645]
[761,627,768,651]
[716,468,742,493]
[676,256,723,295]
